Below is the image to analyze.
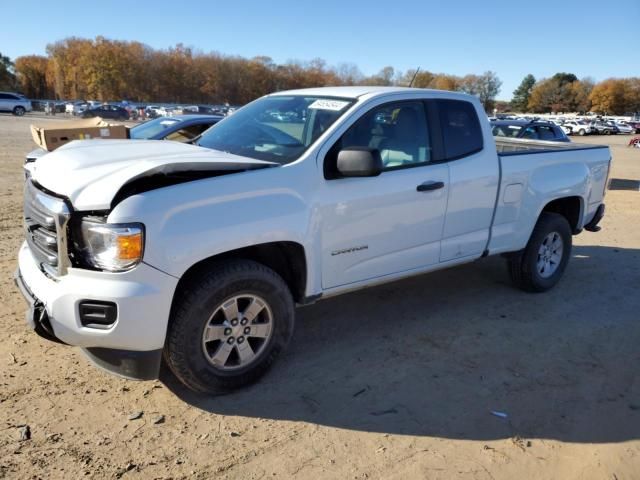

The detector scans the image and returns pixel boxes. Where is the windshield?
[130,117,181,139]
[196,95,355,164]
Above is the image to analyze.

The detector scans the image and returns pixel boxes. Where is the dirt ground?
[1,113,639,480]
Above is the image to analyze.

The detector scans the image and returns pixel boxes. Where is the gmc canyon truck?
[15,87,610,394]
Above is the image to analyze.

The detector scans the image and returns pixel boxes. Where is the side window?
[522,126,539,139]
[165,124,210,142]
[437,99,483,159]
[326,101,430,176]
[0,93,9,100]
[536,125,556,140]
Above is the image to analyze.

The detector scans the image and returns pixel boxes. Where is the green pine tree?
[511,74,536,112]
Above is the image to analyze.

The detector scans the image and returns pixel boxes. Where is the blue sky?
[2,0,637,100]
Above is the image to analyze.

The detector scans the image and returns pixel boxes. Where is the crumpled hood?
[31,139,276,210]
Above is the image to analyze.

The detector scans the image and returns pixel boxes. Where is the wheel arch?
[540,196,584,234]
[172,241,309,306]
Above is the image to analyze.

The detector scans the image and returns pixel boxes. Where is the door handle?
[416,181,445,192]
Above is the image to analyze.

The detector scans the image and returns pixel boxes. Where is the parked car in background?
[145,106,161,118]
[590,121,618,135]
[564,121,593,136]
[182,105,220,115]
[81,104,130,120]
[129,114,223,141]
[628,121,640,134]
[559,124,572,136]
[491,120,570,142]
[0,92,33,116]
[65,101,90,115]
[608,121,633,134]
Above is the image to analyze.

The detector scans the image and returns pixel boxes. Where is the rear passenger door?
[431,99,500,262]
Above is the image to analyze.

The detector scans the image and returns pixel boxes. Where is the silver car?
[609,122,633,134]
[0,92,32,116]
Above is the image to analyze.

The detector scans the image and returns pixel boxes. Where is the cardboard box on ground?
[30,118,130,151]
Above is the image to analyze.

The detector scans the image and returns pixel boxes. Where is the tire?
[578,129,586,136]
[164,259,295,394]
[13,106,25,116]
[604,129,611,135]
[508,212,572,293]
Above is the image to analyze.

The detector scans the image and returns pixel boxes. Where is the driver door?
[319,100,449,290]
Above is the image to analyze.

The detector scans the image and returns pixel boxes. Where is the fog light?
[79,300,117,329]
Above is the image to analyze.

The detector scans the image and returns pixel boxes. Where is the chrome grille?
[23,180,71,277]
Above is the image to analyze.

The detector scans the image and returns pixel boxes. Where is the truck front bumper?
[14,242,179,380]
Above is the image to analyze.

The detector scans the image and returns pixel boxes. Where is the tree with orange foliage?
[589,78,640,115]
[14,56,52,98]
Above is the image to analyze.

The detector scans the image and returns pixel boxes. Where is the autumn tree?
[0,52,16,90]
[402,69,435,88]
[430,74,460,91]
[334,63,363,85]
[476,71,502,111]
[46,37,93,99]
[363,66,396,86]
[589,78,640,115]
[511,74,535,112]
[528,73,593,113]
[459,74,482,96]
[11,36,506,108]
[570,78,594,113]
[14,55,52,98]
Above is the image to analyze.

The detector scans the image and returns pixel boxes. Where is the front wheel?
[578,129,586,136]
[508,212,572,292]
[164,259,295,394]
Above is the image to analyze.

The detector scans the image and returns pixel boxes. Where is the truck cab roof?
[269,86,477,102]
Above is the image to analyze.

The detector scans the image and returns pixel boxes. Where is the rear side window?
[536,125,559,140]
[437,100,483,160]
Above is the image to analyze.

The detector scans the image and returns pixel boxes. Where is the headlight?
[80,220,144,272]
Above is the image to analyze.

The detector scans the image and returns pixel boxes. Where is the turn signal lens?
[80,221,145,271]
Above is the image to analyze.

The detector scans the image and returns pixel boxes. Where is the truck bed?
[495,137,608,155]
[488,137,611,255]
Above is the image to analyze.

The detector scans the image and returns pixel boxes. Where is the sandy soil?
[1,114,639,479]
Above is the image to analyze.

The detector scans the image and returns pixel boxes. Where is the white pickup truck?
[15,87,610,394]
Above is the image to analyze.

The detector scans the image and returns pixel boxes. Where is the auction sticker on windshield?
[308,99,351,111]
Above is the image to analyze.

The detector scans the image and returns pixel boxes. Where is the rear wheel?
[164,259,295,394]
[508,212,572,292]
[13,106,25,116]
[604,129,611,135]
[578,129,586,136]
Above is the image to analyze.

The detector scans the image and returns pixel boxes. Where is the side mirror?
[337,147,383,178]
